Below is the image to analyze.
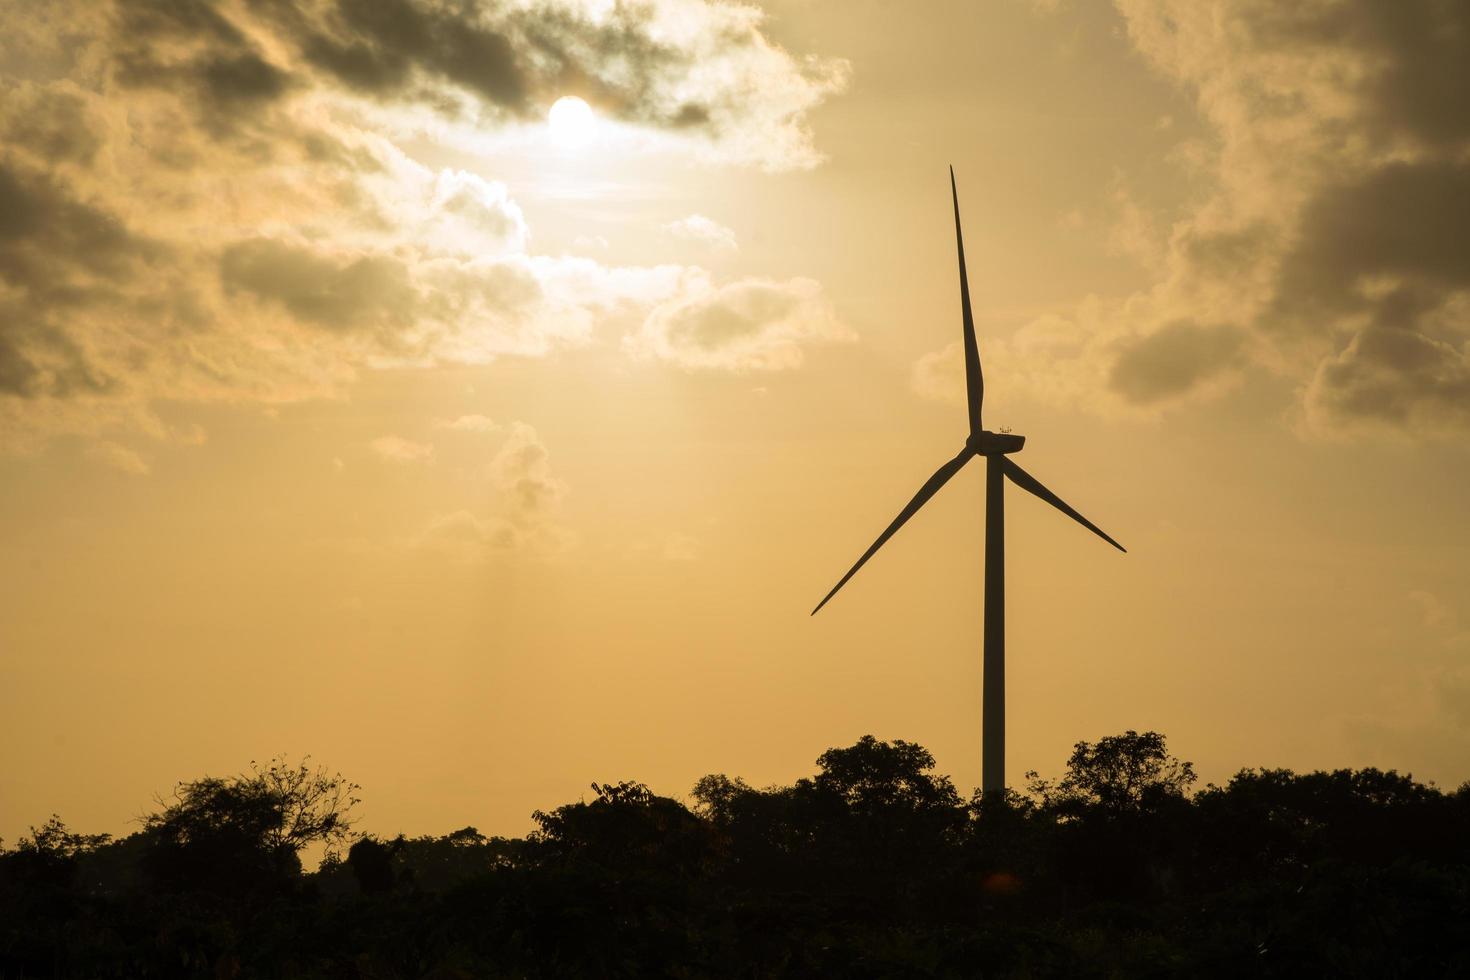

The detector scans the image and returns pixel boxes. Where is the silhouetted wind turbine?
[811,167,1126,799]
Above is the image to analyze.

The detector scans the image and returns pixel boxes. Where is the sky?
[3,0,1469,846]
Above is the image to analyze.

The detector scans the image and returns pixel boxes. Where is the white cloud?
[664,214,738,251]
[437,414,500,434]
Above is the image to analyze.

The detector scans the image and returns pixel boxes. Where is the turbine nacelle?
[967,430,1025,456]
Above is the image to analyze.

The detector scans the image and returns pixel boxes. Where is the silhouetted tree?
[1,816,110,891]
[1193,765,1454,878]
[1023,731,1196,904]
[813,736,960,810]
[1027,730,1195,819]
[3,735,1467,978]
[810,736,965,880]
[347,835,402,895]
[142,756,359,897]
[532,780,713,878]
[695,735,966,921]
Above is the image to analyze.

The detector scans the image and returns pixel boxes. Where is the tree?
[1028,730,1195,818]
[1023,732,1197,903]
[2,816,110,890]
[142,756,359,896]
[1193,766,1452,876]
[347,835,403,895]
[808,736,966,886]
[814,736,962,813]
[531,781,713,877]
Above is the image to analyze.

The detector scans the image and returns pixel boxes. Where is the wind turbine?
[811,167,1126,799]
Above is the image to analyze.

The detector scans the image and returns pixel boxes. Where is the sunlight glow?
[548,96,596,148]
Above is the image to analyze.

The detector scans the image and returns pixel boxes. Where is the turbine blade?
[951,166,984,436]
[1001,458,1126,553]
[812,448,976,615]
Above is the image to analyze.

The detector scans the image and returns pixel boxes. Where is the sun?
[548,96,596,147]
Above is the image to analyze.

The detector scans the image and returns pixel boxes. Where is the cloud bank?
[0,0,850,454]
[919,0,1470,441]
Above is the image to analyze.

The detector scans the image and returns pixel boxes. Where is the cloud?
[415,420,572,560]
[0,166,152,281]
[0,81,104,166]
[489,421,566,516]
[920,0,1470,440]
[915,300,1151,419]
[664,213,737,251]
[628,275,851,371]
[290,0,528,109]
[415,510,525,562]
[370,434,434,463]
[1108,321,1244,406]
[1121,0,1470,438]
[436,414,499,433]
[98,0,848,168]
[221,238,418,334]
[1301,309,1470,437]
[110,0,296,130]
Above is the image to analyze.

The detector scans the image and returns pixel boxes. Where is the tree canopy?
[2,734,1466,978]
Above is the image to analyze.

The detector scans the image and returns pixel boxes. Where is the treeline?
[2,732,1467,978]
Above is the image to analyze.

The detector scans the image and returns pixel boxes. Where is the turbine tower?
[811,168,1126,799]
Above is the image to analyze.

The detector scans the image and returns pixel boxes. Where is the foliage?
[140,755,359,897]
[531,780,715,879]
[1,816,110,891]
[2,735,1466,978]
[1027,729,1196,818]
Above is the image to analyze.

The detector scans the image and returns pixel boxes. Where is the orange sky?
[3,0,1469,848]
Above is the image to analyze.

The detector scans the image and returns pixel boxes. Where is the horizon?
[4,0,1470,851]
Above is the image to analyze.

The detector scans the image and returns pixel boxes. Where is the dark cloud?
[1108,321,1242,405]
[300,0,526,108]
[1176,224,1275,281]
[1274,160,1470,433]
[1279,161,1470,312]
[0,160,156,396]
[0,158,152,300]
[220,238,417,332]
[112,0,295,122]
[1307,323,1470,431]
[108,0,669,125]
[102,0,843,143]
[0,312,114,399]
[0,84,102,165]
[0,322,43,396]
[1245,0,1470,149]
[277,0,724,129]
[1104,0,1470,437]
[117,0,249,43]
